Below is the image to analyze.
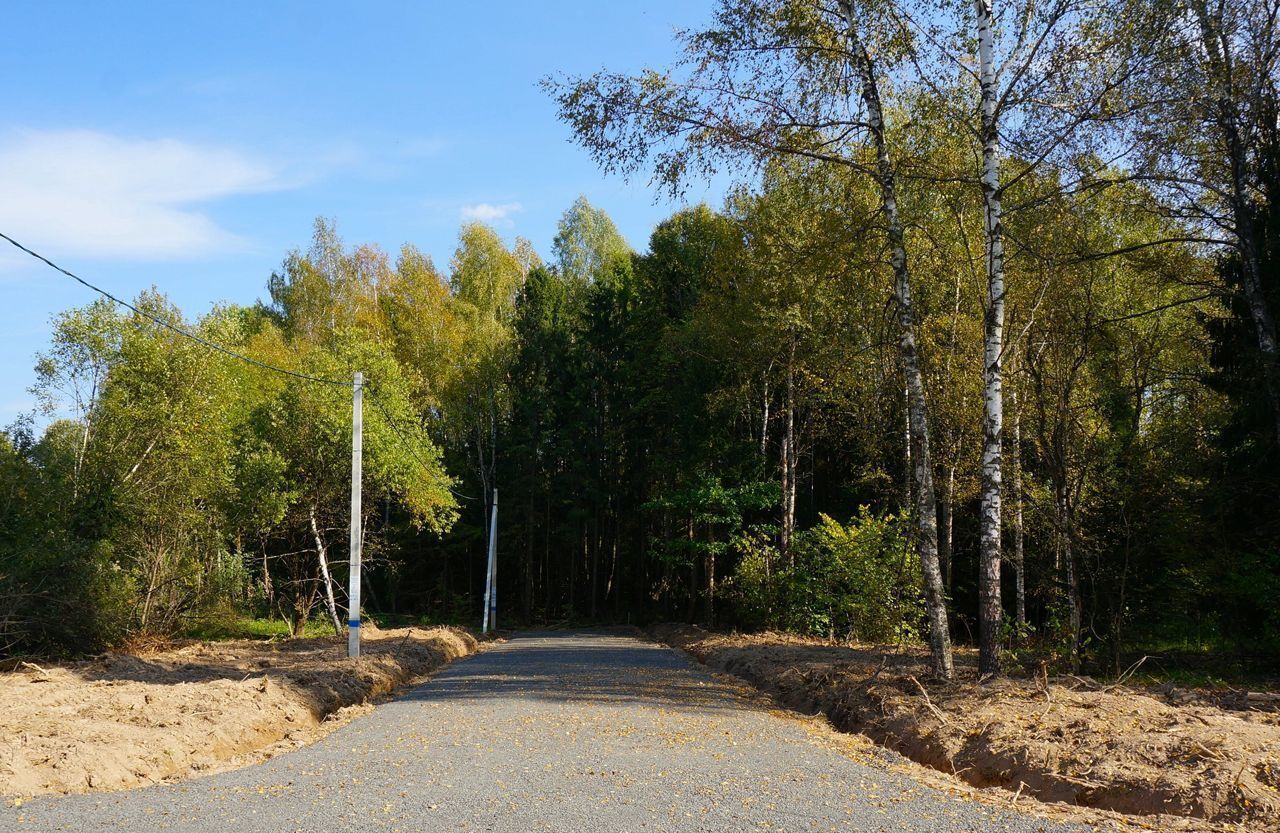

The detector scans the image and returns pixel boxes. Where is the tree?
[552,195,633,284]
[446,223,525,604]
[837,0,953,677]
[26,294,241,638]
[1127,0,1280,445]
[888,0,1164,674]
[31,300,123,500]
[546,0,956,678]
[383,244,465,417]
[268,217,392,345]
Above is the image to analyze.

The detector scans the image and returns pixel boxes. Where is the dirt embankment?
[650,625,1280,832]
[0,625,479,798]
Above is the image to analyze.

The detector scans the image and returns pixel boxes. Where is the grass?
[1123,653,1280,690]
[1129,668,1235,690]
[184,615,336,641]
[184,611,459,642]
[366,612,425,629]
[1114,634,1280,690]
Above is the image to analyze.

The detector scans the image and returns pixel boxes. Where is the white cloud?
[0,129,284,261]
[459,201,523,225]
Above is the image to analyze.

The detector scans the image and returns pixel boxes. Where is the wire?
[364,385,476,502]
[1,230,350,388]
[5,230,471,499]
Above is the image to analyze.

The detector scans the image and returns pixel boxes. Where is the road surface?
[4,631,1088,832]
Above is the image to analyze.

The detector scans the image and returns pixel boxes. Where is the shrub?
[730,508,925,642]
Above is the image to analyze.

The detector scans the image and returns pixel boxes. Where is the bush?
[0,534,132,657]
[730,508,925,642]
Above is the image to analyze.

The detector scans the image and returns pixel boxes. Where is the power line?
[1,230,350,388]
[5,229,468,499]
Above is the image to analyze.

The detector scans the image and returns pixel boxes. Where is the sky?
[0,0,726,424]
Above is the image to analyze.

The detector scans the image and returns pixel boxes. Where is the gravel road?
[4,630,1090,832]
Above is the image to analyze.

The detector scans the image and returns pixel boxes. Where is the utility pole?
[482,488,498,634]
[348,371,363,658]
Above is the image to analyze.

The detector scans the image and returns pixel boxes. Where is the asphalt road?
[4,631,1089,832]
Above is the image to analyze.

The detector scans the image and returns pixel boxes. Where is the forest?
[2,0,1278,684]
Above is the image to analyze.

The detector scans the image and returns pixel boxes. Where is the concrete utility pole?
[482,488,498,634]
[348,371,363,658]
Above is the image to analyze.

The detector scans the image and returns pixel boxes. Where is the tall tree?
[553,195,633,284]
[838,0,953,677]
[899,0,1159,674]
[547,0,957,677]
[447,223,525,540]
[972,0,1010,676]
[1129,0,1280,444]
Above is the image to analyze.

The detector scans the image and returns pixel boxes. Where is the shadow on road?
[401,632,752,713]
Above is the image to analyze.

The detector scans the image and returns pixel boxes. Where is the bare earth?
[4,624,1276,832]
[649,625,1280,832]
[0,626,478,798]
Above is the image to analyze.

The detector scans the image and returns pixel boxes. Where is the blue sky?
[0,0,725,423]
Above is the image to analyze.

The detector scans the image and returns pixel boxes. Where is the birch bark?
[310,506,343,636]
[781,343,798,563]
[840,0,954,679]
[975,0,1007,677]
[1011,385,1027,630]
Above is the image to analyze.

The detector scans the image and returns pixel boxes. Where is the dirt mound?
[649,624,1280,831]
[0,626,479,797]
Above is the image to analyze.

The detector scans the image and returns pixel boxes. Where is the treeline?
[2,0,1278,678]
[0,224,486,651]
[538,0,1280,677]
[475,170,1274,673]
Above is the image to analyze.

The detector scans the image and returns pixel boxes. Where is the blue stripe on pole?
[348,620,361,628]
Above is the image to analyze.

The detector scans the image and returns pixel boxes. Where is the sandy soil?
[649,625,1280,832]
[0,625,479,799]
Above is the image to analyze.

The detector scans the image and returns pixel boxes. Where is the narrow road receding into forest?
[4,631,1088,832]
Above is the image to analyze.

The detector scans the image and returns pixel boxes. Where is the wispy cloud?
[459,201,523,226]
[0,129,286,262]
[397,137,448,159]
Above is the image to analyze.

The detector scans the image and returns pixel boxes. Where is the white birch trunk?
[903,384,913,507]
[72,375,97,501]
[1011,384,1026,630]
[780,345,797,562]
[311,506,343,636]
[975,0,1007,677]
[1056,483,1082,662]
[840,1,954,678]
[939,464,955,590]
[760,367,771,459]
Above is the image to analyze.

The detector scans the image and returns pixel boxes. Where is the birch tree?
[553,195,633,285]
[894,0,1157,674]
[1126,0,1280,445]
[838,0,954,677]
[545,0,956,677]
[448,223,525,546]
[972,0,1010,677]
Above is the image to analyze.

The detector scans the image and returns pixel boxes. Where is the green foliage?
[3,219,461,655]
[552,195,632,284]
[5,139,1278,676]
[184,614,333,642]
[732,508,925,642]
[0,427,129,654]
[646,473,779,569]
